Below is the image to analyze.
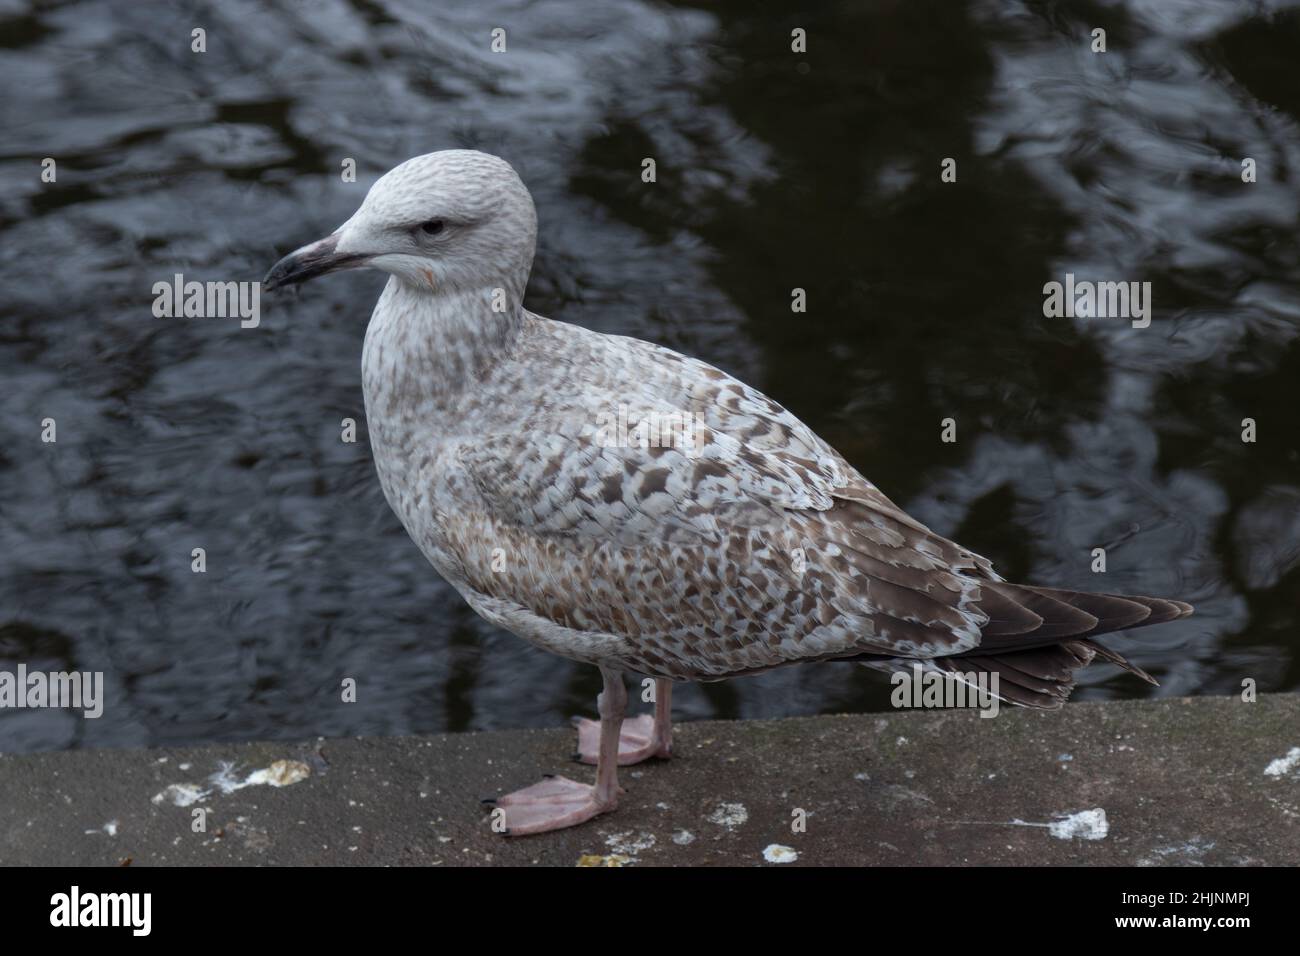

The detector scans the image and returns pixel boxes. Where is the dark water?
[1,0,1297,754]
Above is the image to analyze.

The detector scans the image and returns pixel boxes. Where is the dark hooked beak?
[262,234,369,292]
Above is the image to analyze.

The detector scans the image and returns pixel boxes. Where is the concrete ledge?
[1,694,1297,866]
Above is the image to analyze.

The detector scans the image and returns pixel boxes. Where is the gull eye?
[419,219,445,236]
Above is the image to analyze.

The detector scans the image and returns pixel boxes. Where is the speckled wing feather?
[439,322,1004,680]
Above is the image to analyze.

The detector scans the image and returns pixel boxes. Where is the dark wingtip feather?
[1080,638,1160,686]
[1121,595,1192,627]
[859,583,1189,708]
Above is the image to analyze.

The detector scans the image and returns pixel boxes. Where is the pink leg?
[486,668,628,836]
[574,678,673,765]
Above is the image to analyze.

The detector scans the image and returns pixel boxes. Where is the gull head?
[263,149,537,296]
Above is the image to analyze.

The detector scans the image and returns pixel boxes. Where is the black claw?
[480,797,498,806]
[542,773,555,779]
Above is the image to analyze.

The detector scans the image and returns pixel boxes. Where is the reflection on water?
[0,0,1296,753]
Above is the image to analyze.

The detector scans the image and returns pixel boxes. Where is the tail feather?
[1080,637,1158,685]
[862,583,1191,710]
[932,643,1096,709]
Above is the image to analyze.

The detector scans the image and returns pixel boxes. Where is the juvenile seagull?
[264,150,1192,835]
